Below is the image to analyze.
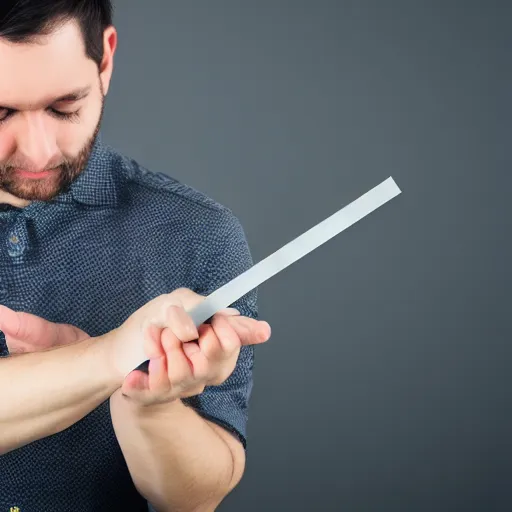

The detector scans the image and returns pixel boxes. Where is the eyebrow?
[0,86,92,110]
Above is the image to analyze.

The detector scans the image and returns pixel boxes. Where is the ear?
[98,25,118,96]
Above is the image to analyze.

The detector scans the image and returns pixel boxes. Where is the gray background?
[102,1,511,511]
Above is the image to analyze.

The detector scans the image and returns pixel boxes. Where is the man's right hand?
[105,287,268,383]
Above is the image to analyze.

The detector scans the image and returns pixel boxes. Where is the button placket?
[7,217,29,258]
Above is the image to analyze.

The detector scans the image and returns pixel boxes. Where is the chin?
[9,177,63,202]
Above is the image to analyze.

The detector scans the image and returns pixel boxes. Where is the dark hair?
[0,0,114,68]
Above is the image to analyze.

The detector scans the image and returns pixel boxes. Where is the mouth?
[15,169,58,179]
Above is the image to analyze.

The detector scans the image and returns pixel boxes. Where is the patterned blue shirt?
[0,134,258,512]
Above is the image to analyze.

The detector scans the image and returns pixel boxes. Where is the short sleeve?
[183,211,259,450]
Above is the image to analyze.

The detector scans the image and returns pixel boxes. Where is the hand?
[0,305,90,354]
[112,288,271,407]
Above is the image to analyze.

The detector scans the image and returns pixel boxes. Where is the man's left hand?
[0,290,271,407]
[0,305,90,354]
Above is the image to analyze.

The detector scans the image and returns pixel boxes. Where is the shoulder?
[105,145,256,309]
[111,146,229,209]
[106,145,251,258]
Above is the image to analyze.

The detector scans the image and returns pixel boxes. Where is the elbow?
[209,443,247,509]
[193,449,247,512]
[225,446,246,494]
[147,461,246,512]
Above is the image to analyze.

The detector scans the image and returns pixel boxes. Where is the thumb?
[0,305,30,339]
[0,305,58,344]
[0,306,88,346]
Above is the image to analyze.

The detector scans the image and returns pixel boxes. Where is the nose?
[15,112,59,171]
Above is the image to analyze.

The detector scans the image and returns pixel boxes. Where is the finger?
[144,323,170,394]
[181,339,201,360]
[195,323,223,362]
[55,323,90,344]
[194,322,240,386]
[0,305,22,336]
[148,356,170,394]
[217,307,240,316]
[181,339,209,381]
[6,342,29,354]
[258,321,272,342]
[161,327,198,387]
[165,304,199,343]
[122,369,150,398]
[226,316,272,346]
[143,323,166,359]
[208,314,241,358]
[0,306,56,344]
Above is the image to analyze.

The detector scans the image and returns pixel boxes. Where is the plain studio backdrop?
[101,2,511,511]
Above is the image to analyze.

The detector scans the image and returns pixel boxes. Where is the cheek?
[57,107,100,153]
[0,131,16,162]
[57,127,86,155]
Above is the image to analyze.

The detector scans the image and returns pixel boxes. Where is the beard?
[0,92,105,202]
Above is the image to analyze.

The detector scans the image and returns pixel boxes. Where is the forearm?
[110,391,243,512]
[0,335,120,455]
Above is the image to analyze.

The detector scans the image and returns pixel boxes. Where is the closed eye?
[47,108,81,122]
[0,107,81,125]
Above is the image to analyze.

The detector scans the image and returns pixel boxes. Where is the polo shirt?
[0,134,258,511]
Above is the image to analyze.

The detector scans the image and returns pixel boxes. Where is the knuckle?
[161,331,175,352]
[165,304,198,341]
[171,369,191,388]
[163,303,179,322]
[181,318,198,341]
[169,288,191,304]
[202,324,216,340]
[224,331,241,351]
[171,287,205,309]
[187,319,199,338]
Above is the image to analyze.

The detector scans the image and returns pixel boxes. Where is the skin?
[0,19,271,511]
[0,291,271,510]
[0,19,113,205]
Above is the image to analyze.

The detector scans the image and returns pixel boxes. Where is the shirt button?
[9,235,19,244]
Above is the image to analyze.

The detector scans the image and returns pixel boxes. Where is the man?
[0,1,270,511]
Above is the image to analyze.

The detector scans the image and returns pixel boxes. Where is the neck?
[0,190,31,208]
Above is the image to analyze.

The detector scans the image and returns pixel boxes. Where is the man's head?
[0,1,116,205]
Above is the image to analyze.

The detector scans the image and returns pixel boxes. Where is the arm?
[0,335,120,455]
[110,213,264,511]
[110,391,246,512]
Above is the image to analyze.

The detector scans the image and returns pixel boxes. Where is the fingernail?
[260,321,271,340]
[219,308,240,316]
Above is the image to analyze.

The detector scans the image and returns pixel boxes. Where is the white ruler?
[188,176,401,326]
[130,176,401,374]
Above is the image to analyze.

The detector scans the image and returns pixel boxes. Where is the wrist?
[82,333,125,391]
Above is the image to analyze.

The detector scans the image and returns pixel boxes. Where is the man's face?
[0,20,108,202]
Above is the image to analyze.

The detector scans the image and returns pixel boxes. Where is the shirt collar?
[56,132,122,208]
